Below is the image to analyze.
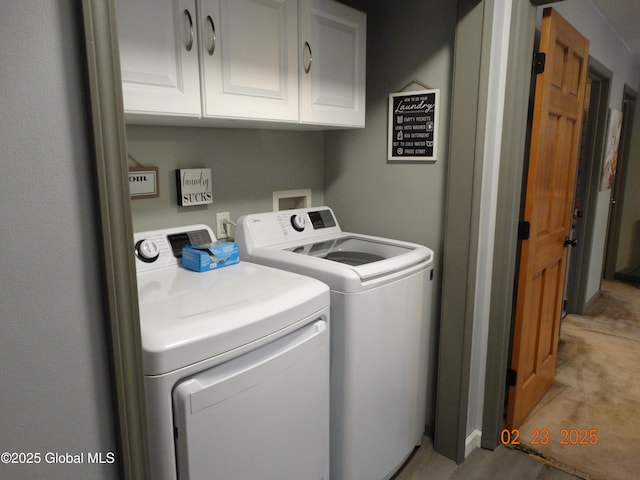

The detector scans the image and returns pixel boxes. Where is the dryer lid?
[134,223,330,376]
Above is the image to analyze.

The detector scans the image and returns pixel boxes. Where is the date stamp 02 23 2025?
[501,428,600,447]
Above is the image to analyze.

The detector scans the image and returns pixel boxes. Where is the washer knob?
[135,239,160,263]
[290,214,307,232]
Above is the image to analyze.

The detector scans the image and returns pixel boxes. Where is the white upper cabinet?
[299,0,366,127]
[116,0,201,117]
[199,0,299,122]
[115,0,366,127]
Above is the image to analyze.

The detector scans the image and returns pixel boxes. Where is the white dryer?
[236,207,434,480]
[134,224,330,480]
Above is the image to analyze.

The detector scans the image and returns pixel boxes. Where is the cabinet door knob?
[184,9,194,52]
[206,15,216,56]
[303,41,312,74]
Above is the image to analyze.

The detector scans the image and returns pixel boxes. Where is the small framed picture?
[128,167,159,199]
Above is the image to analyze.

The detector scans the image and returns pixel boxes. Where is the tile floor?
[392,437,582,480]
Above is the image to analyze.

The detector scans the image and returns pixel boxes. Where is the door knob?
[564,237,578,247]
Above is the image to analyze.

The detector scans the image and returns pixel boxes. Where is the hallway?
[517,280,640,480]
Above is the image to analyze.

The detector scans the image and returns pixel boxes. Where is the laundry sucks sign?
[176,168,213,206]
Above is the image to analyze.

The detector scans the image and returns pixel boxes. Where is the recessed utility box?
[273,189,312,211]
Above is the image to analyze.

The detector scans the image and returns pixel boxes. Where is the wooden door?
[506,8,589,429]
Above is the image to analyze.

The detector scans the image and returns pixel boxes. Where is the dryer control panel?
[134,225,216,273]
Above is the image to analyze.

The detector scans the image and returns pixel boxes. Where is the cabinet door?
[299,0,366,127]
[199,0,299,122]
[115,0,201,117]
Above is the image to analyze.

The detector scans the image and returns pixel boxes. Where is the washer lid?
[287,236,415,266]
[137,262,329,376]
[241,234,432,293]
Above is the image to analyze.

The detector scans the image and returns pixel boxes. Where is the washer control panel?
[288,209,336,233]
[236,207,343,251]
[307,210,337,230]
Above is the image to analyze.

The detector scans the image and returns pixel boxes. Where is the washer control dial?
[290,214,307,232]
[135,239,160,263]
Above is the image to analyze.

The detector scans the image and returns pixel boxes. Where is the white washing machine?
[236,207,434,480]
[134,224,330,480]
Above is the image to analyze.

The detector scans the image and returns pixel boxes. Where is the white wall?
[551,0,640,302]
[127,126,325,234]
[0,2,118,479]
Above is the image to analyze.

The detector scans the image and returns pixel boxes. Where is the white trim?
[465,429,483,458]
[467,0,513,439]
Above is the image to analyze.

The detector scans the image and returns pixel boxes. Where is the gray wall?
[323,0,457,431]
[127,126,325,234]
[617,107,640,271]
[0,2,118,479]
[324,0,453,250]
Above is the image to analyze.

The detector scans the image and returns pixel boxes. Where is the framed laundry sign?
[176,168,213,206]
[388,89,439,161]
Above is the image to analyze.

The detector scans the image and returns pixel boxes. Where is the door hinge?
[518,220,530,240]
[506,368,517,387]
[534,52,546,74]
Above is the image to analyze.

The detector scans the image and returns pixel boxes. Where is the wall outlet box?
[273,189,311,211]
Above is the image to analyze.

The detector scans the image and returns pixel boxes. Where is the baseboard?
[424,421,435,440]
[583,289,601,313]
[465,429,482,458]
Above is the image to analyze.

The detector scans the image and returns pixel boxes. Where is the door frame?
[480,0,536,449]
[434,0,487,461]
[435,0,537,460]
[82,0,149,478]
[564,58,612,314]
